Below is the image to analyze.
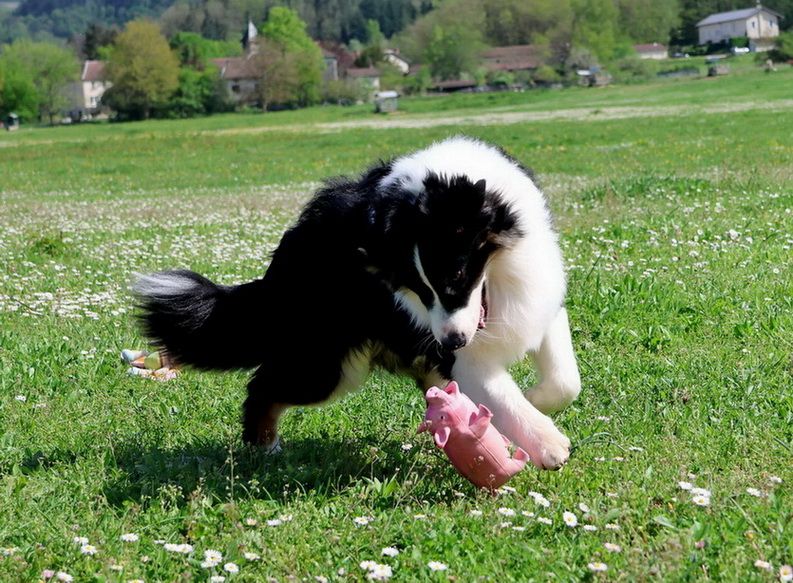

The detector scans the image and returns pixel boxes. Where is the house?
[318,42,356,82]
[346,66,381,92]
[69,60,112,116]
[696,3,782,46]
[211,19,262,105]
[634,43,668,60]
[482,45,541,74]
[383,49,410,74]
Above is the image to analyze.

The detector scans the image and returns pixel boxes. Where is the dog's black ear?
[474,178,487,193]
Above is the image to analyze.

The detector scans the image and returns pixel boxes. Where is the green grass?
[0,69,791,582]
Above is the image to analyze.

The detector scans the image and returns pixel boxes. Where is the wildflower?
[578,503,590,513]
[164,543,193,554]
[691,487,711,497]
[366,563,393,580]
[15,395,27,402]
[401,443,413,451]
[727,229,739,240]
[413,514,427,520]
[266,518,282,527]
[469,509,483,517]
[223,562,239,574]
[537,517,552,525]
[500,485,517,494]
[779,565,792,582]
[498,507,515,517]
[563,511,578,527]
[210,577,225,583]
[41,570,55,579]
[279,514,294,522]
[521,511,535,518]
[605,523,620,531]
[316,577,329,583]
[754,560,773,571]
[588,562,608,572]
[528,491,550,507]
[127,580,145,583]
[56,573,74,582]
[512,526,526,532]
[499,521,512,528]
[360,561,378,571]
[80,544,98,555]
[381,547,399,557]
[604,542,622,553]
[244,518,258,526]
[628,446,644,452]
[73,536,89,545]
[110,564,123,572]
[243,552,260,561]
[692,494,710,507]
[596,416,611,422]
[153,540,165,545]
[428,561,448,572]
[678,481,693,491]
[120,533,139,542]
[583,525,598,532]
[745,488,763,497]
[769,475,782,485]
[353,516,373,526]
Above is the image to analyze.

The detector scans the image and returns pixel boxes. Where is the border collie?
[134,137,581,470]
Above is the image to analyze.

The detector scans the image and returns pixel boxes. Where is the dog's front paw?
[520,418,571,471]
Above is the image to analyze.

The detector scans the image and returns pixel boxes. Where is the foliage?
[104,20,179,119]
[154,64,230,117]
[0,38,78,123]
[259,7,323,108]
[531,64,561,84]
[398,0,486,80]
[354,19,385,67]
[169,31,240,68]
[0,53,39,120]
[767,30,793,61]
[615,0,679,44]
[82,22,117,60]
[322,77,368,104]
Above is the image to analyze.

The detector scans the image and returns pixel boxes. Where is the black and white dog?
[134,137,580,470]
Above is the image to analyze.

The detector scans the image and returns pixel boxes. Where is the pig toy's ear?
[469,404,493,438]
[444,381,460,396]
[433,426,451,448]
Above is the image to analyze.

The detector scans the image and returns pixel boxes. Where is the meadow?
[0,65,791,582]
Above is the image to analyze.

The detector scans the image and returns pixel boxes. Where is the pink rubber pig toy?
[417,381,530,489]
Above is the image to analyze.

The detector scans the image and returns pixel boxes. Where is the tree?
[570,0,624,62]
[104,20,179,119]
[83,22,117,60]
[0,39,78,123]
[260,7,323,107]
[616,0,679,44]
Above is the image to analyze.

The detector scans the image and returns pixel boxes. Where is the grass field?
[1,67,791,582]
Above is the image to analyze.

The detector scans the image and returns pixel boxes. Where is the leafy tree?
[170,31,241,68]
[83,22,117,60]
[0,39,78,123]
[398,0,486,80]
[355,19,385,66]
[616,0,679,44]
[155,65,229,117]
[570,0,623,62]
[260,7,323,106]
[104,20,179,119]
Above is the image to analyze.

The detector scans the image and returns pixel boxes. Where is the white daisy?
[210,577,225,583]
[768,475,782,485]
[381,547,399,557]
[500,486,517,494]
[360,560,378,571]
[413,514,427,520]
[366,563,393,580]
[469,509,483,517]
[692,494,710,507]
[604,542,622,553]
[223,562,239,574]
[754,559,773,571]
[56,573,73,582]
[401,443,413,451]
[582,525,598,532]
[428,561,448,571]
[353,516,373,526]
[498,507,516,517]
[578,503,590,513]
[243,552,260,561]
[691,487,711,497]
[588,561,608,572]
[204,550,223,565]
[15,395,27,402]
[80,544,98,556]
[72,536,88,545]
[244,518,258,526]
[120,533,139,542]
[678,481,693,491]
[537,517,552,525]
[779,565,792,582]
[521,511,535,518]
[266,518,283,527]
[605,523,620,531]
[563,511,578,527]
[745,487,763,497]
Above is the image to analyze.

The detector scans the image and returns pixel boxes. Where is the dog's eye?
[455,226,464,236]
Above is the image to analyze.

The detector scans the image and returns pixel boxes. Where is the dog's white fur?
[381,137,581,469]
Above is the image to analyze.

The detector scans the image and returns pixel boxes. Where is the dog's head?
[412,173,521,351]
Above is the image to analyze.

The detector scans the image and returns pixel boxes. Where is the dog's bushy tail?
[132,270,267,370]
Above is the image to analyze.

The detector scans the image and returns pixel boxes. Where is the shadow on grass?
[100,434,441,508]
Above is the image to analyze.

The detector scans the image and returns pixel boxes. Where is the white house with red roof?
[69,60,112,114]
[634,43,668,60]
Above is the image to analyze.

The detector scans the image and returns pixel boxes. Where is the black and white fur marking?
[134,137,581,469]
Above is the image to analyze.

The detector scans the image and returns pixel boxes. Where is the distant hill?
[0,0,427,45]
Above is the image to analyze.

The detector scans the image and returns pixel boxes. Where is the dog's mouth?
[478,283,488,330]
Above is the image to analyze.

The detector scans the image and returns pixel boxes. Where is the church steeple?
[242,18,258,55]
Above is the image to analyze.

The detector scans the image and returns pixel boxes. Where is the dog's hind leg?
[525,307,581,414]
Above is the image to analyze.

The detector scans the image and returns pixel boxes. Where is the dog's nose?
[441,332,467,351]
